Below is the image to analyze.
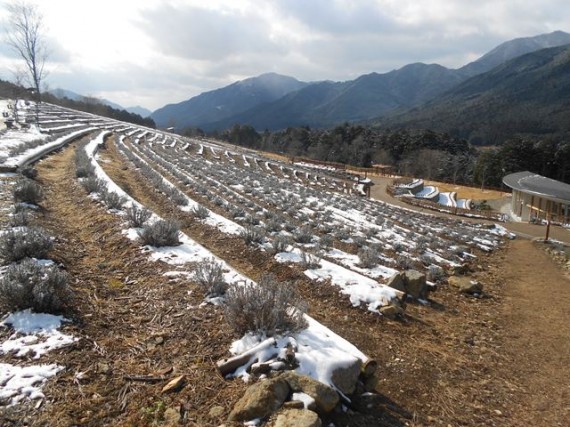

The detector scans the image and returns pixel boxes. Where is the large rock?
[380,303,404,319]
[228,376,290,422]
[386,272,406,293]
[273,408,322,427]
[331,358,362,395]
[282,372,339,413]
[448,276,483,294]
[403,270,427,299]
[387,270,428,300]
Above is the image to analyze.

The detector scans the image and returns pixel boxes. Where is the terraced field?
[1,101,567,427]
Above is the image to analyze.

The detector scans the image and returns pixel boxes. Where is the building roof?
[503,171,570,203]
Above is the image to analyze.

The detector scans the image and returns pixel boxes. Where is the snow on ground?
[114,136,244,235]
[85,132,250,287]
[7,127,96,169]
[325,248,398,280]
[0,310,77,405]
[0,126,47,160]
[229,314,369,390]
[80,130,377,393]
[1,310,77,359]
[275,249,399,313]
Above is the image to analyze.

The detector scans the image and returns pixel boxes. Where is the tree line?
[209,123,570,186]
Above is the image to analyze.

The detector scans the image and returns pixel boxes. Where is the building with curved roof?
[503,171,570,224]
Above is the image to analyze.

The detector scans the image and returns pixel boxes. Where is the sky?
[0,0,568,112]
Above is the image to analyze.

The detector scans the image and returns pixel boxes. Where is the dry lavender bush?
[0,259,71,313]
[224,274,307,336]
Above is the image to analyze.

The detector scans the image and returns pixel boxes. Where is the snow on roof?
[503,171,570,202]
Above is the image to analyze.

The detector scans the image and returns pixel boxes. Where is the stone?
[387,270,428,300]
[331,358,362,395]
[208,405,225,418]
[380,304,403,319]
[163,407,179,425]
[228,376,290,421]
[97,363,111,374]
[386,272,406,293]
[273,409,322,427]
[452,263,470,275]
[282,372,339,414]
[448,276,483,294]
[403,270,427,299]
[283,400,305,409]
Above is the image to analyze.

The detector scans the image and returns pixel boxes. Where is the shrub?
[194,258,227,297]
[192,205,210,219]
[240,225,265,246]
[9,209,30,227]
[319,234,334,251]
[138,219,180,247]
[334,228,351,241]
[358,247,379,269]
[393,242,405,253]
[20,166,38,180]
[0,227,53,264]
[0,259,71,313]
[265,217,282,232]
[352,235,367,248]
[81,176,106,194]
[224,274,307,336]
[427,265,445,282]
[293,226,313,244]
[75,148,95,178]
[101,189,126,210]
[13,177,43,204]
[300,250,321,269]
[396,255,412,270]
[243,215,260,226]
[271,235,291,254]
[125,205,152,227]
[229,205,246,219]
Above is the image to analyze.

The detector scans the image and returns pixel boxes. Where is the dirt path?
[499,239,570,426]
[370,176,570,244]
[23,140,247,426]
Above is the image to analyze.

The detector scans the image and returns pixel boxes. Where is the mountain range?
[49,88,152,118]
[149,31,570,144]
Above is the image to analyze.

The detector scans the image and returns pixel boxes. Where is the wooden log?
[361,359,378,378]
[216,337,277,377]
[285,343,296,363]
[250,361,273,375]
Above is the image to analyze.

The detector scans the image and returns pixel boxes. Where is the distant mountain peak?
[460,30,570,76]
[151,73,307,129]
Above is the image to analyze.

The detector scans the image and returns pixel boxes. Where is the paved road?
[369,176,570,245]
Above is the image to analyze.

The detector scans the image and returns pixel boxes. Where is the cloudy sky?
[0,0,568,111]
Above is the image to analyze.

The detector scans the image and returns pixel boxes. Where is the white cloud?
[0,0,568,110]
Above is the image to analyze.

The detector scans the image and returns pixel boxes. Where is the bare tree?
[5,1,48,121]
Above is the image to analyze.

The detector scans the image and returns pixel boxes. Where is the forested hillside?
[379,44,570,145]
[217,123,570,186]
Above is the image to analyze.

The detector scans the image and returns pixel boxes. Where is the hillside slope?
[459,30,570,76]
[151,73,307,129]
[207,64,464,130]
[379,44,570,144]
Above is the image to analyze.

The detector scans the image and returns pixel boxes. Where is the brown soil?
[1,138,569,426]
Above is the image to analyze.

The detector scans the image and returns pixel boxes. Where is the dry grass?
[424,179,509,200]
